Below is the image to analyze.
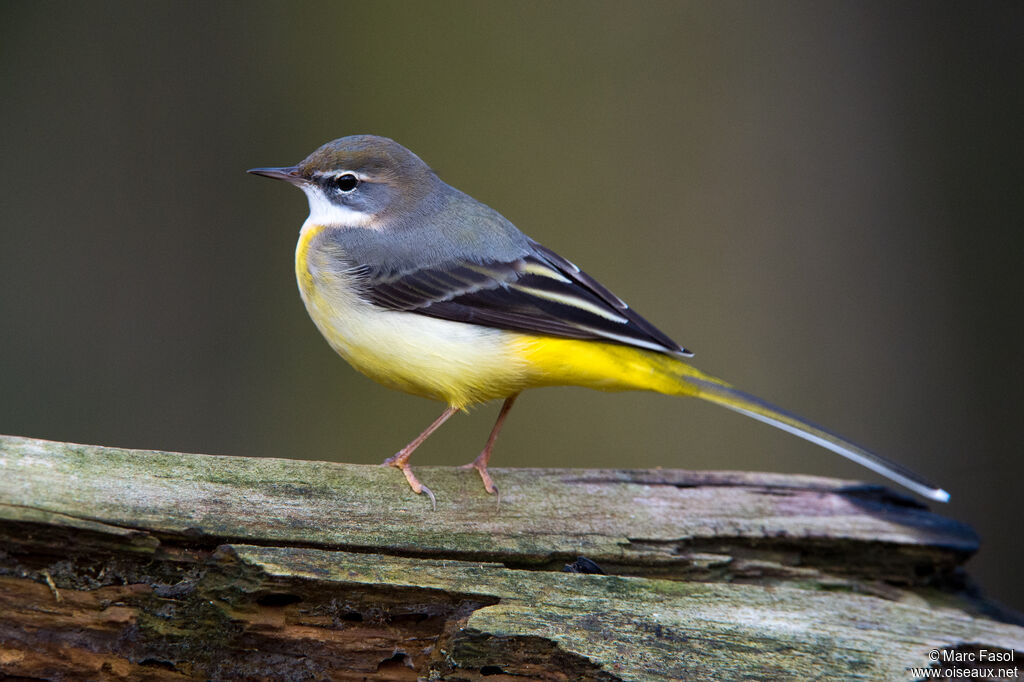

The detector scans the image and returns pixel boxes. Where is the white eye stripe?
[300,185,375,228]
[311,169,363,180]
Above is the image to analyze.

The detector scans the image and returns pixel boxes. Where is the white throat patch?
[300,185,375,229]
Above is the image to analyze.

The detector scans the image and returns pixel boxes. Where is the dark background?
[2,2,1022,611]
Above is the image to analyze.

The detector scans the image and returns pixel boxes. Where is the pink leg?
[383,405,458,508]
[462,394,519,494]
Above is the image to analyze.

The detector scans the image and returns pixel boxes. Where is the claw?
[384,455,437,510]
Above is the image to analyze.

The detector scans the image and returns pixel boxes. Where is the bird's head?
[248,135,440,229]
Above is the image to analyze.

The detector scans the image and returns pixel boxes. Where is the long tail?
[673,366,950,502]
[516,337,949,502]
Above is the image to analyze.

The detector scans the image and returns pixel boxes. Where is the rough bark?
[0,434,1020,681]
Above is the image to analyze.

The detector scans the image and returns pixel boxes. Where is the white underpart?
[298,239,527,406]
[300,185,375,229]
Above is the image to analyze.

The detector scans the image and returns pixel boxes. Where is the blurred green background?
[2,2,1022,611]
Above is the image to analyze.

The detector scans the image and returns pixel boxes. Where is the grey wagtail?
[249,135,949,505]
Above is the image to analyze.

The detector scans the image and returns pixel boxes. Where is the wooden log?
[0,433,1020,681]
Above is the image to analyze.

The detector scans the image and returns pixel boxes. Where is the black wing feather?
[361,241,691,356]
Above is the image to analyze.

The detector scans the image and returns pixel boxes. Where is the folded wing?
[360,240,691,357]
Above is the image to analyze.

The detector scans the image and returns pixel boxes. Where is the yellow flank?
[295,222,729,409]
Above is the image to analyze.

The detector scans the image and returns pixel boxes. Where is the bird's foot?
[461,452,498,495]
[382,453,436,510]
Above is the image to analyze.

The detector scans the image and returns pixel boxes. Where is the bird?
[249,135,949,506]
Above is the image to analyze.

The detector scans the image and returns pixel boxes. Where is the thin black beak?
[246,166,305,185]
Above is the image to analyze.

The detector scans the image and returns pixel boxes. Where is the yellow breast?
[295,224,531,408]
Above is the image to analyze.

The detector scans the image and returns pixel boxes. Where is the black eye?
[334,174,358,192]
